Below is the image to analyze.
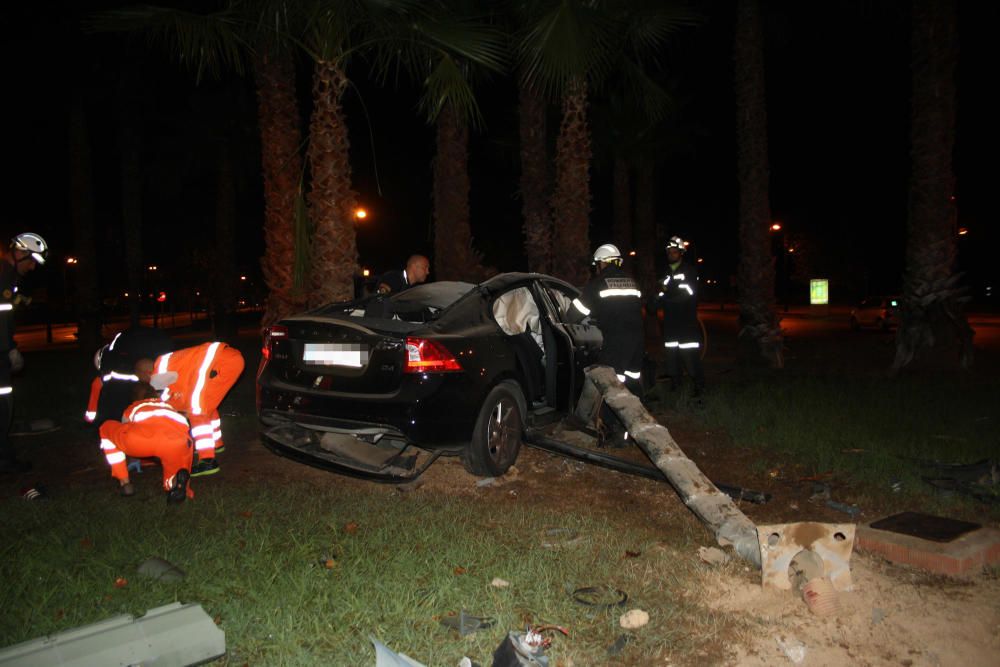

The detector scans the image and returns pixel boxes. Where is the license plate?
[302,343,368,367]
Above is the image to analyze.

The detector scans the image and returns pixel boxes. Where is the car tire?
[463,381,525,477]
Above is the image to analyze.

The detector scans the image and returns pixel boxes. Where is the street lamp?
[354,207,368,221]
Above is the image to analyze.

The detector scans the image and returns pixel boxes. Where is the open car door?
[532,280,603,411]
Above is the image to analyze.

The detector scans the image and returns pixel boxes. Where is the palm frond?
[418,54,484,127]
[87,4,251,81]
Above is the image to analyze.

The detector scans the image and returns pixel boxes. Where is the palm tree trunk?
[433,101,488,282]
[306,59,358,307]
[118,119,144,328]
[69,93,102,353]
[635,155,660,348]
[893,0,973,371]
[550,78,592,286]
[734,0,783,368]
[612,154,632,255]
[518,78,551,274]
[255,49,306,324]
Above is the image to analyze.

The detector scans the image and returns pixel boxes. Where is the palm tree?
[518,0,697,286]
[367,2,506,282]
[69,92,102,353]
[518,74,552,274]
[90,1,306,324]
[733,0,782,367]
[892,0,973,371]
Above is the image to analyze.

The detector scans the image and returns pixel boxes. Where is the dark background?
[3,1,995,309]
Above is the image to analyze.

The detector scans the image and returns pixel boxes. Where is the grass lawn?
[3,320,998,664]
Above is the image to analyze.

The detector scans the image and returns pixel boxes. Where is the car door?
[532,280,603,410]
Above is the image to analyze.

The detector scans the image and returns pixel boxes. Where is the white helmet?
[592,243,622,265]
[12,232,49,265]
[94,345,108,371]
[666,236,687,252]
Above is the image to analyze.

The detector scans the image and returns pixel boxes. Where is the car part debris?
[757,522,856,591]
[371,635,425,667]
[540,527,584,549]
[775,636,806,664]
[0,602,224,667]
[698,546,731,565]
[571,586,628,608]
[492,627,565,667]
[619,609,649,629]
[136,556,186,582]
[825,500,861,518]
[800,577,840,616]
[439,611,495,636]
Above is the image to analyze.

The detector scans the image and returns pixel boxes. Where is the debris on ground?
[439,611,495,636]
[491,577,511,588]
[619,609,649,629]
[371,635,426,667]
[697,546,731,566]
[800,577,839,616]
[825,499,861,518]
[136,556,186,582]
[775,636,806,664]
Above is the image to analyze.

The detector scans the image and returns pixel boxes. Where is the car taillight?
[404,337,462,373]
[262,324,288,361]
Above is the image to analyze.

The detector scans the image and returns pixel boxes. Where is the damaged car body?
[256,273,602,481]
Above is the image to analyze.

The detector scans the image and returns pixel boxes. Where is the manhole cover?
[869,511,980,543]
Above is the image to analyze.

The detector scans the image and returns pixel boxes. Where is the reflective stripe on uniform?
[194,438,214,452]
[0,386,12,395]
[105,451,126,465]
[679,342,700,349]
[156,353,172,374]
[599,288,642,299]
[191,342,221,415]
[624,370,641,379]
[191,424,214,438]
[572,298,591,316]
[678,284,693,296]
[674,273,686,280]
[85,411,96,422]
[661,277,671,286]
[100,439,115,451]
[133,409,190,427]
[0,304,12,311]
[664,341,679,348]
[616,373,626,382]
[108,332,123,350]
[103,372,139,382]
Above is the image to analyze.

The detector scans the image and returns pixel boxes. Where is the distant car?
[850,296,900,330]
[256,273,603,481]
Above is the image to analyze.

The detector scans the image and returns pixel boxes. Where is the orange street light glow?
[697,257,704,263]
[770,222,782,232]
[362,268,371,277]
[628,250,636,257]
[958,227,969,236]
[65,256,78,264]
[354,208,368,220]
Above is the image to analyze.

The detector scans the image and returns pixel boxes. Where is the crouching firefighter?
[571,244,644,447]
[99,386,194,503]
[149,341,245,477]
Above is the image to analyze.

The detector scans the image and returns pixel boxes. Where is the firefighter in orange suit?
[98,397,194,503]
[148,341,245,477]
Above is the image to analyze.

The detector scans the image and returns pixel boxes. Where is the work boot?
[191,458,220,477]
[166,469,190,504]
[119,481,136,497]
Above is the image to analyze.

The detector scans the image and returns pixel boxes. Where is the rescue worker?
[85,327,174,427]
[656,236,704,395]
[148,341,245,476]
[377,255,430,295]
[571,243,644,392]
[98,383,193,503]
[0,232,49,473]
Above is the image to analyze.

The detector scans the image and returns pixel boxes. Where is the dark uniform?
[573,264,644,392]
[90,327,174,427]
[0,261,27,470]
[377,269,411,295]
[657,258,704,393]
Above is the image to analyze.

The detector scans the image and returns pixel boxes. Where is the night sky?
[4,1,996,307]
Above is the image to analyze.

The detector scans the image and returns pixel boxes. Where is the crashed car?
[256,273,603,481]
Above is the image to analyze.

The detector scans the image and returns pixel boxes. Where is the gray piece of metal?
[0,602,225,667]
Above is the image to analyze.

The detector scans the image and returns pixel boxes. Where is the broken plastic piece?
[371,635,426,667]
[439,611,495,636]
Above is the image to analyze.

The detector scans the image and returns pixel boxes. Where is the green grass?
[1,478,740,665]
[687,368,1000,515]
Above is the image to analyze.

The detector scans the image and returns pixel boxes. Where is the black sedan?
[257,273,603,481]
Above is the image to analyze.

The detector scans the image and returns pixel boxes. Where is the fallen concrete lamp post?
[0,602,225,667]
[582,366,855,590]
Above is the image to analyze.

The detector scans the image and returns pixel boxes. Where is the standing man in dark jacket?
[0,232,49,473]
[656,236,704,395]
[377,255,430,295]
[571,243,644,394]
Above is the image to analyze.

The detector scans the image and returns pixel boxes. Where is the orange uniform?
[153,342,244,460]
[98,399,194,497]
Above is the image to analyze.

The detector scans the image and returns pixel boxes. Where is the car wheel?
[463,381,525,477]
[850,316,860,331]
